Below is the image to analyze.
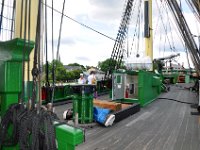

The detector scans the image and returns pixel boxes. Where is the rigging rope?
[43,2,115,41]
[186,0,200,23]
[10,0,15,39]
[0,1,69,150]
[32,0,41,110]
[136,0,142,57]
[165,0,200,75]
[56,0,66,63]
[27,0,32,101]
[155,0,175,52]
[53,0,66,102]
[0,104,58,150]
[128,0,139,56]
[162,0,186,50]
[21,0,28,103]
[51,0,55,104]
[129,0,143,57]
[0,0,5,35]
[20,0,24,38]
[44,0,50,104]
[109,0,135,74]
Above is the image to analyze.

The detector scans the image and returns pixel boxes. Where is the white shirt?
[87,74,96,84]
[78,77,86,84]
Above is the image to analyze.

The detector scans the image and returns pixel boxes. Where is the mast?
[144,0,153,61]
[15,0,39,40]
[15,0,40,101]
[15,0,39,81]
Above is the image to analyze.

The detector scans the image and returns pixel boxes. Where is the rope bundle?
[0,104,58,150]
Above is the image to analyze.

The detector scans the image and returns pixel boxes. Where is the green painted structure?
[41,85,73,104]
[71,84,95,124]
[113,70,162,107]
[162,72,179,84]
[0,38,34,116]
[137,70,162,106]
[0,38,84,150]
[55,122,84,150]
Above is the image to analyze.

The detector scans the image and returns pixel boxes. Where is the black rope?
[0,104,58,150]
[10,0,16,39]
[163,1,177,51]
[51,0,55,104]
[136,0,142,56]
[0,27,13,32]
[43,2,115,41]
[165,0,200,75]
[155,0,174,52]
[186,0,200,23]
[54,0,66,90]
[37,2,42,112]
[21,0,28,103]
[45,0,50,103]
[32,0,41,109]
[56,0,66,61]
[162,0,186,51]
[0,2,13,8]
[157,97,195,105]
[0,0,5,34]
[129,0,142,57]
[0,15,14,21]
[0,104,25,149]
[20,0,24,38]
[45,0,49,86]
[27,0,32,101]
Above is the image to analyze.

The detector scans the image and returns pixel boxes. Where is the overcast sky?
[26,0,200,67]
[0,0,199,67]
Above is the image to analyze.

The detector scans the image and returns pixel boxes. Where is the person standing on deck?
[87,70,97,98]
[87,71,96,84]
[78,73,86,84]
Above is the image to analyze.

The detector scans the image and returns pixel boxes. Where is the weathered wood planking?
[73,84,200,150]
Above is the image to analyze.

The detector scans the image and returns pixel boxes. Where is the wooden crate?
[93,99,122,111]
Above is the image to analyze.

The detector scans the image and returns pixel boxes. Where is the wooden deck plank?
[55,84,200,150]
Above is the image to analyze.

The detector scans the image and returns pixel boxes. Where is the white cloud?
[45,0,199,69]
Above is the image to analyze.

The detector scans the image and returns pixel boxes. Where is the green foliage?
[55,66,67,82]
[72,70,82,79]
[42,60,86,83]
[98,58,116,72]
[66,71,74,80]
[68,63,80,66]
[68,63,86,70]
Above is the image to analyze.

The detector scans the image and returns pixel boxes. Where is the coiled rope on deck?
[0,104,59,150]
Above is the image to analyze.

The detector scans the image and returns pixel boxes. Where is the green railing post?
[0,38,34,150]
[71,84,95,124]
[55,122,84,150]
[0,38,34,116]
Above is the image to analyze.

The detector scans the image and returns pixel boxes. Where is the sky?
[1,0,200,68]
[44,0,199,68]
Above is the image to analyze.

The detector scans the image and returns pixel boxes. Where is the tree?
[98,58,126,73]
[66,71,74,81]
[98,58,115,72]
[55,66,67,82]
[42,60,67,83]
[72,69,82,79]
[67,63,86,70]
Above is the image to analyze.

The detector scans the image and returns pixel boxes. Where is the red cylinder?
[125,89,129,98]
[42,87,47,100]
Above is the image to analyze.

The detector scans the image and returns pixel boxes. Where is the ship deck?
[55,83,200,150]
